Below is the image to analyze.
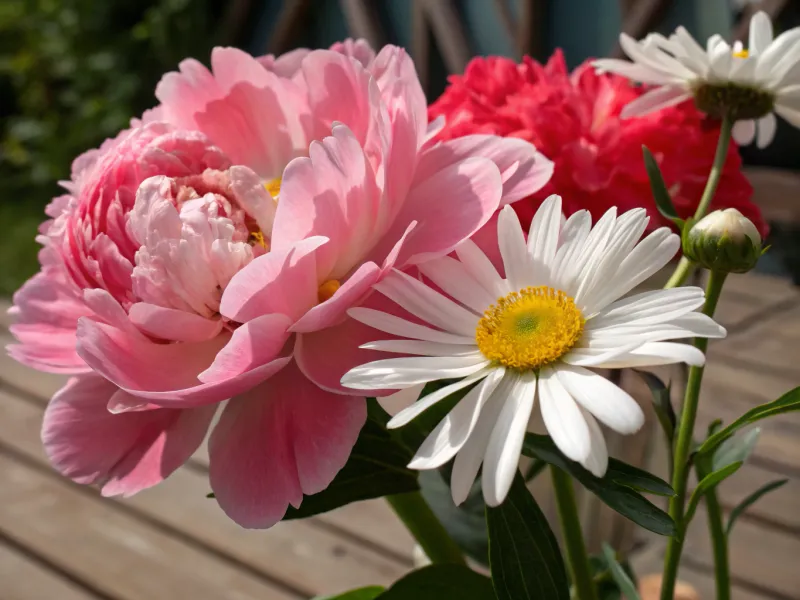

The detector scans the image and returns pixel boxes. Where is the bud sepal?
[682,209,763,274]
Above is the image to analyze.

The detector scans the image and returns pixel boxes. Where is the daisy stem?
[696,455,731,600]
[664,115,733,289]
[660,269,728,600]
[386,491,467,566]
[551,467,599,600]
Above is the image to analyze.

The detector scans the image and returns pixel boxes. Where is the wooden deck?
[0,270,798,600]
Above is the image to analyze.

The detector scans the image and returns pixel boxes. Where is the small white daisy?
[341,196,726,507]
[593,11,800,148]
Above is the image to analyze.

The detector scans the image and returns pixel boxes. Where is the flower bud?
[683,209,762,273]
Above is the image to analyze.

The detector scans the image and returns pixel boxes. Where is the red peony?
[429,51,767,236]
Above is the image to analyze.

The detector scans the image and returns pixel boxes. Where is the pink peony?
[13,41,552,528]
[428,51,767,237]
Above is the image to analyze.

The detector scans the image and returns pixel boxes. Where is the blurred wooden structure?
[1,268,799,599]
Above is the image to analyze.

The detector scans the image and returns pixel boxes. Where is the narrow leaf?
[523,435,676,536]
[524,458,547,482]
[726,479,788,535]
[642,146,680,223]
[601,544,641,600]
[713,428,760,471]
[633,369,675,442]
[685,462,742,525]
[487,474,570,600]
[315,587,385,600]
[698,387,800,457]
[378,565,496,599]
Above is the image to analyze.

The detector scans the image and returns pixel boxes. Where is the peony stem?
[660,270,727,600]
[551,467,599,600]
[664,115,733,289]
[386,491,467,566]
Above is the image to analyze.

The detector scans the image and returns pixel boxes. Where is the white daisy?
[593,11,800,148]
[341,196,726,507]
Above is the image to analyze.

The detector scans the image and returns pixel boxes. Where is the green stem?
[696,457,731,600]
[664,115,733,289]
[551,467,598,600]
[386,492,466,566]
[660,270,728,600]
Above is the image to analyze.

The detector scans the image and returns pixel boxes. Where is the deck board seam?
[0,440,309,599]
[681,555,790,600]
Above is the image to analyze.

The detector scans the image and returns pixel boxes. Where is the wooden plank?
[611,0,671,58]
[0,537,101,600]
[340,0,386,49]
[745,166,800,225]
[0,451,299,600]
[419,0,471,73]
[0,388,410,596]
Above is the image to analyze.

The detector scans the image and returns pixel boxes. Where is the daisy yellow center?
[733,49,749,59]
[318,279,341,303]
[475,286,584,370]
[264,177,282,200]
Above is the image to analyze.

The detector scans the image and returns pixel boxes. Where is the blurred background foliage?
[0,0,225,295]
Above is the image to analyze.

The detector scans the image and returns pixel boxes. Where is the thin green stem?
[696,456,731,600]
[660,270,728,600]
[551,467,598,600]
[386,492,466,566]
[664,115,733,289]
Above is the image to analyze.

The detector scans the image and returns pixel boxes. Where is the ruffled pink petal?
[155,58,223,131]
[198,314,292,383]
[43,374,215,496]
[330,38,376,68]
[418,135,554,205]
[384,156,503,266]
[228,165,277,235]
[128,303,224,343]
[76,317,291,408]
[272,124,382,279]
[256,48,310,78]
[208,361,366,528]
[219,236,326,324]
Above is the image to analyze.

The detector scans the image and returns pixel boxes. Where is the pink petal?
[198,314,292,382]
[418,136,554,205]
[43,374,215,496]
[208,361,366,528]
[219,236,326,324]
[129,303,224,343]
[228,165,277,235]
[272,125,382,279]
[257,48,311,78]
[155,59,223,131]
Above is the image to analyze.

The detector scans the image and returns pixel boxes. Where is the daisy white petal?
[578,408,609,478]
[482,371,537,506]
[497,205,529,290]
[418,255,494,313]
[556,364,645,435]
[775,102,800,128]
[587,287,705,329]
[409,368,504,470]
[455,238,510,298]
[360,340,482,357]
[551,210,592,290]
[524,194,562,287]
[733,119,757,146]
[377,384,425,417]
[593,58,677,85]
[538,367,591,463]
[348,307,474,344]
[590,342,706,368]
[749,12,773,56]
[620,86,692,119]
[343,356,490,391]
[757,113,778,148]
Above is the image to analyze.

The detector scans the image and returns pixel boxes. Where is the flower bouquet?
[7,13,800,600]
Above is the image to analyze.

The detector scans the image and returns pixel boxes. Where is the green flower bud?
[683,209,762,273]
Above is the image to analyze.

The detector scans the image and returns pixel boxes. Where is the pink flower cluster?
[8,41,552,527]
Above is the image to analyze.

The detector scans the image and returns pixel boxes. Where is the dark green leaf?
[698,387,800,457]
[642,146,681,225]
[314,586,385,600]
[726,479,788,535]
[524,458,548,482]
[284,399,418,519]
[601,544,640,600]
[633,369,675,442]
[419,470,489,566]
[604,459,674,496]
[378,565,495,599]
[713,428,760,471]
[487,474,569,600]
[523,435,675,536]
[685,462,742,525]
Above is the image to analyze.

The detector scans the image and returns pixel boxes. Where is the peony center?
[318,279,341,303]
[475,286,584,370]
[264,177,282,200]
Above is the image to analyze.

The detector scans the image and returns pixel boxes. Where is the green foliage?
[379,565,495,599]
[600,544,640,600]
[314,587,385,600]
[726,479,788,535]
[684,462,742,527]
[0,0,224,295]
[642,146,683,227]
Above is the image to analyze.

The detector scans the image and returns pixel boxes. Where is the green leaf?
[684,462,742,526]
[698,387,800,457]
[523,435,675,536]
[713,428,760,471]
[314,586,385,600]
[284,399,418,519]
[633,369,675,442]
[601,544,641,600]
[487,474,570,600]
[419,470,489,567]
[524,458,548,482]
[726,479,788,535]
[642,146,681,225]
[378,565,496,599]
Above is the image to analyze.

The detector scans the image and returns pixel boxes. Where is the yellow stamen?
[318,279,341,303]
[475,286,584,370]
[249,230,268,250]
[733,49,749,59]
[265,177,282,200]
